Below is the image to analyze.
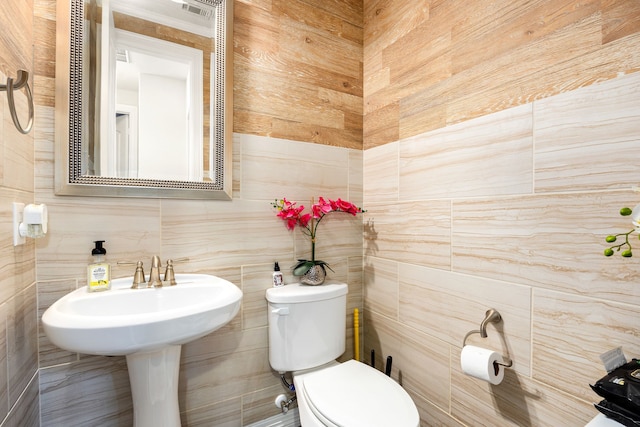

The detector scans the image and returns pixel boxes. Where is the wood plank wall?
[233,0,364,150]
[0,0,34,77]
[364,0,640,150]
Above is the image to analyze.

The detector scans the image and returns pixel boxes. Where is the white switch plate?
[13,202,25,246]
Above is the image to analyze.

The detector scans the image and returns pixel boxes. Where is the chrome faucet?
[124,256,188,289]
[148,255,163,288]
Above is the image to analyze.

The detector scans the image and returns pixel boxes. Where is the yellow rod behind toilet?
[354,308,360,361]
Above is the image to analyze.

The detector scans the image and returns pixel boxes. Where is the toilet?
[266,281,419,427]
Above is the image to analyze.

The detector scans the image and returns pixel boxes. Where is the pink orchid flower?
[272,197,365,275]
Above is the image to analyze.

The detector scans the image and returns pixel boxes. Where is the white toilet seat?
[294,360,419,427]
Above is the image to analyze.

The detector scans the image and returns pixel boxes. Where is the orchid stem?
[606,229,636,253]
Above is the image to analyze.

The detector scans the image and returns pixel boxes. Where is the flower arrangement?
[604,187,640,257]
[272,197,364,276]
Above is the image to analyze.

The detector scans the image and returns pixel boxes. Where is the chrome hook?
[0,70,34,134]
[480,308,502,338]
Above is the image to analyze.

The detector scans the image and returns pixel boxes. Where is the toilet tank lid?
[266,282,347,303]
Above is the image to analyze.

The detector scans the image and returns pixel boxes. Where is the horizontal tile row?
[35,129,365,425]
[365,72,640,202]
[364,258,634,424]
[363,73,640,426]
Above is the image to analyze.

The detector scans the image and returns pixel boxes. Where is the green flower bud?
[621,249,633,257]
[620,207,633,216]
[604,248,614,257]
[605,235,617,243]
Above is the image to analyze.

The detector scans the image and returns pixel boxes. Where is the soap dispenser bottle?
[87,240,111,292]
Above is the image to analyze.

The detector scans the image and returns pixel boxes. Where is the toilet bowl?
[266,282,419,427]
[293,360,419,427]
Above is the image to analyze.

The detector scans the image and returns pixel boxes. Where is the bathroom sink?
[43,273,242,426]
[42,274,242,356]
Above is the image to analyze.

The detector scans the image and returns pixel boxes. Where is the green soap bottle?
[87,240,111,292]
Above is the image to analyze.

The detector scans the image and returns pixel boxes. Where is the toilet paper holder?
[463,309,513,368]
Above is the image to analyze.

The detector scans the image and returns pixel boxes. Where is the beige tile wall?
[31,0,365,424]
[363,71,640,426]
[36,132,364,426]
[23,0,640,426]
[0,0,41,425]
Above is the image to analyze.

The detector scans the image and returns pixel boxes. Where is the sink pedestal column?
[126,345,182,427]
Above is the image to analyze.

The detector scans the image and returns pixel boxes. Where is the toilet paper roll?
[460,345,505,385]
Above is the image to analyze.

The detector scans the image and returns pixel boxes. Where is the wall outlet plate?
[13,202,25,246]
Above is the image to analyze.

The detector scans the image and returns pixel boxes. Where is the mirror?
[55,0,233,199]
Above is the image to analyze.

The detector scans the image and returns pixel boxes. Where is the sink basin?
[42,273,242,356]
[42,273,242,426]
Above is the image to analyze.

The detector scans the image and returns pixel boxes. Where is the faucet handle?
[118,261,147,289]
[132,261,146,289]
[163,257,189,286]
[164,259,176,286]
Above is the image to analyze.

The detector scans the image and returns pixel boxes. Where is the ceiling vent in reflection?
[115,48,130,63]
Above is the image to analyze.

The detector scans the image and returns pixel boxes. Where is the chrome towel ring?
[0,70,34,134]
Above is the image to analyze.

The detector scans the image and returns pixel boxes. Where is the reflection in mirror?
[110,29,203,181]
[55,0,232,199]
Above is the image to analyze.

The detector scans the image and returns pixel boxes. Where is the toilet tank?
[266,282,348,373]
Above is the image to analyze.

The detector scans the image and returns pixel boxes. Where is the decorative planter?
[300,264,326,286]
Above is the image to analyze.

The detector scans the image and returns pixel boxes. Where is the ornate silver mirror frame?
[55,0,233,199]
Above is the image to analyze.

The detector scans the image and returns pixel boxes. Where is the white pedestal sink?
[42,274,243,427]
